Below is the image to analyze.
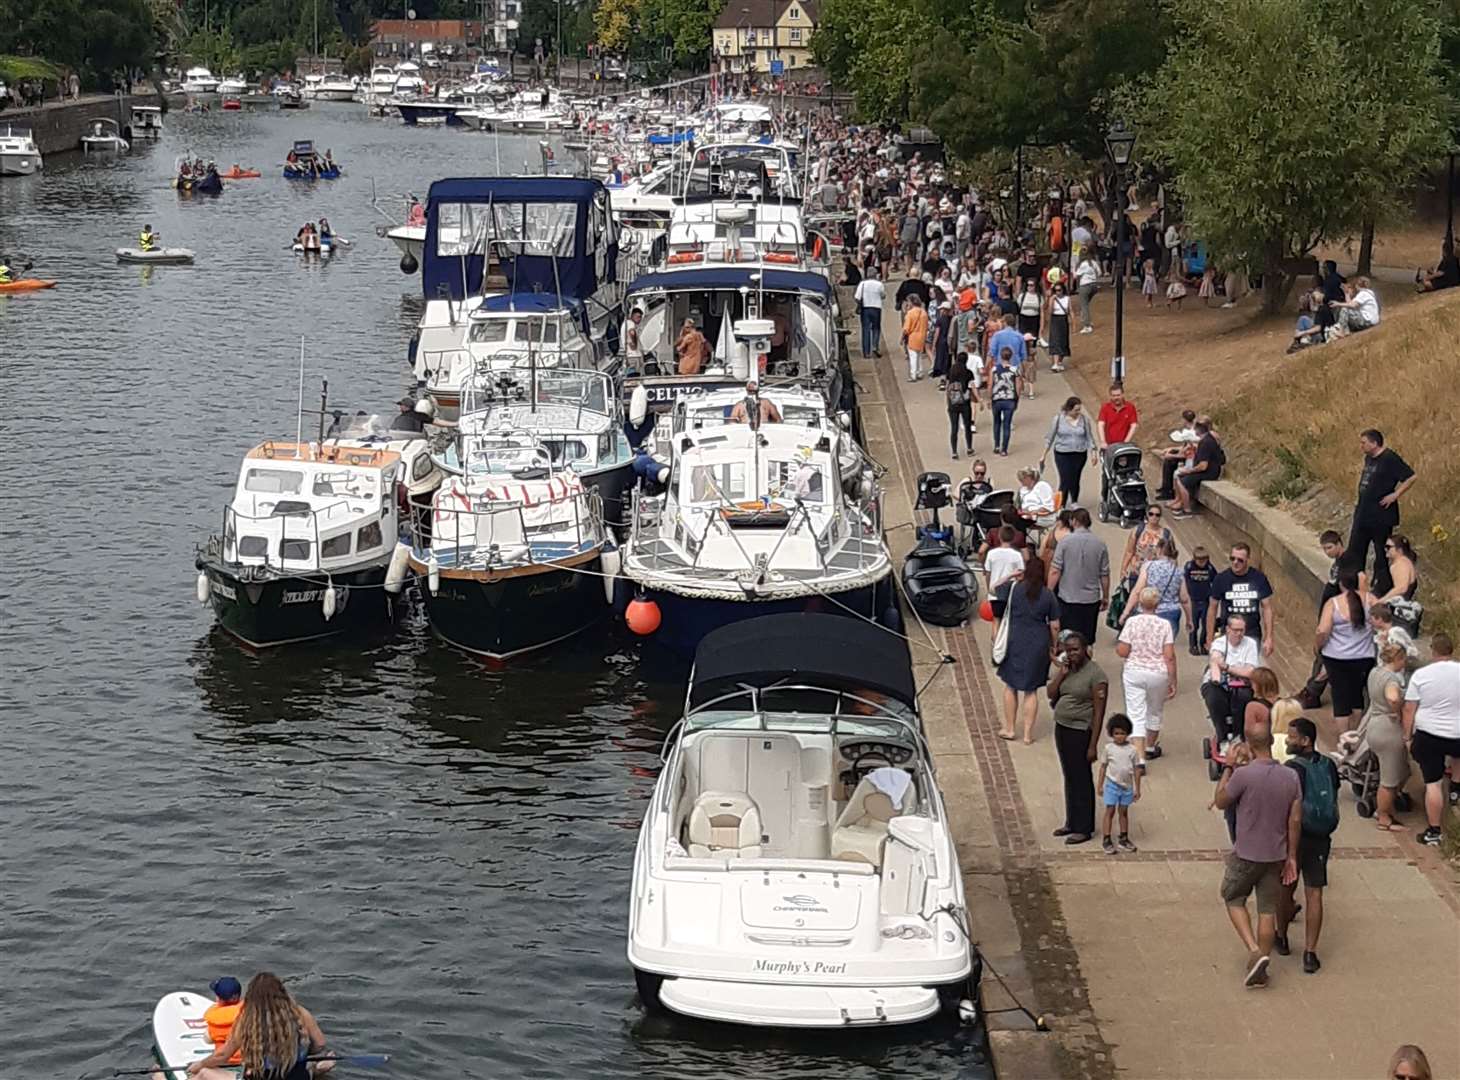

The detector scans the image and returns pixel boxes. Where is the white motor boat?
[315,73,358,101]
[628,612,974,1027]
[218,75,248,96]
[393,61,426,96]
[0,124,43,176]
[80,117,129,153]
[181,66,221,93]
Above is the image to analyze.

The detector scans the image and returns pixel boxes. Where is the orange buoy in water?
[979,599,995,623]
[626,596,662,636]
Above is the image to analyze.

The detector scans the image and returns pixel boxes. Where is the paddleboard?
[117,248,196,265]
[153,990,237,1079]
[0,279,58,293]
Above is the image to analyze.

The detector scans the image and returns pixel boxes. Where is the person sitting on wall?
[1415,240,1459,293]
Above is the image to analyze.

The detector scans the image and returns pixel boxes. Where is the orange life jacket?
[204,1001,244,1064]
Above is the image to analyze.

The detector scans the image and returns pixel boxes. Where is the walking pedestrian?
[1214,722,1301,989]
[1045,278,1072,372]
[1207,543,1276,658]
[1315,570,1376,730]
[945,352,975,458]
[1098,713,1141,853]
[1040,397,1098,508]
[1048,632,1108,845]
[901,293,928,382]
[1074,248,1101,333]
[986,346,1022,456]
[1348,429,1416,596]
[1276,717,1340,974]
[1116,587,1177,766]
[1403,633,1460,847]
[1362,641,1413,831]
[853,266,885,358]
[1048,508,1109,647]
[997,555,1061,745]
[1184,545,1217,655]
[1096,383,1140,456]
[1387,1045,1433,1080]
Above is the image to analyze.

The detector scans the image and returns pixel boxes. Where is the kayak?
[153,991,238,1079]
[117,247,196,265]
[220,168,260,179]
[0,279,58,293]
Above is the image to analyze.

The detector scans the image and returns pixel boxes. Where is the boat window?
[514,318,559,344]
[688,461,748,502]
[491,202,576,257]
[321,533,352,559]
[767,459,825,503]
[435,202,493,257]
[238,536,268,558]
[357,521,384,551]
[244,468,303,495]
[544,439,590,465]
[279,538,312,561]
[467,319,510,344]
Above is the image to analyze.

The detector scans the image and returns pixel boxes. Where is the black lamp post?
[1445,145,1456,255]
[1105,119,1137,382]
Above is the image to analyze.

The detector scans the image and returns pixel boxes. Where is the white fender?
[629,383,649,427]
[601,542,621,605]
[655,462,670,485]
[196,570,210,604]
[427,552,440,596]
[322,583,338,621]
[384,543,411,594]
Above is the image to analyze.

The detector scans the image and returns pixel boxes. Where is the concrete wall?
[3,92,165,156]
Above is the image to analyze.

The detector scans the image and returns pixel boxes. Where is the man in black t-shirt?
[1349,429,1416,596]
[895,268,930,310]
[1206,542,1276,657]
[1171,419,1223,517]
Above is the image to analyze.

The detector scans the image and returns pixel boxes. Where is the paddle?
[109,1053,390,1076]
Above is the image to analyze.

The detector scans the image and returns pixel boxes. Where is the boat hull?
[617,580,888,658]
[1,153,41,176]
[197,559,392,648]
[413,555,604,660]
[394,102,467,126]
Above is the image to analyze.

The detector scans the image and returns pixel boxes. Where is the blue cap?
[210,976,243,1002]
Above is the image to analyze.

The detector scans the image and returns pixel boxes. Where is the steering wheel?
[851,749,894,780]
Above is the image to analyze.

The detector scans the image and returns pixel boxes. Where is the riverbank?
[1,91,173,154]
[843,279,1460,1078]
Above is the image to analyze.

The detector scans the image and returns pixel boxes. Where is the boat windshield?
[464,440,550,477]
[535,371,609,414]
[687,686,917,740]
[467,315,568,345]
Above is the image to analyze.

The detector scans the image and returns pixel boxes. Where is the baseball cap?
[210,976,243,1002]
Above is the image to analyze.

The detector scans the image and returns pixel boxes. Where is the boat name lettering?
[751,959,848,975]
[210,580,237,601]
[526,578,575,597]
[281,588,348,607]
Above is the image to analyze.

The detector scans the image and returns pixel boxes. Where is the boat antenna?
[318,377,329,441]
[295,337,306,446]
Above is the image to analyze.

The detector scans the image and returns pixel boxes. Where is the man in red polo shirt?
[1097,383,1140,452]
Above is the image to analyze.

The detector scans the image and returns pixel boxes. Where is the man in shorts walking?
[1277,717,1340,973]
[1214,722,1301,988]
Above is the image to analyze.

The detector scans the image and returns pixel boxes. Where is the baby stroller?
[1098,443,1149,527]
[1332,716,1413,819]
[903,472,979,626]
[955,483,1017,563]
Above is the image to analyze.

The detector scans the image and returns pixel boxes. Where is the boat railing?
[411,484,604,569]
[214,500,370,575]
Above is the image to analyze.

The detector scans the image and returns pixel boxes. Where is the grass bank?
[1211,289,1459,636]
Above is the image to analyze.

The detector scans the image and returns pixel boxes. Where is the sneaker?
[1418,827,1442,846]
[1063,833,1092,845]
[1189,643,1204,657]
[1244,954,1270,988]
[1118,834,1137,853]
[1146,745,1163,760]
[1079,326,1094,335]
[1302,951,1321,974]
[970,422,978,434]
[1273,933,1290,957]
[951,450,959,460]
[1102,836,1116,854]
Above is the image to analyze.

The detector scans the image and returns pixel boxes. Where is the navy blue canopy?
[625,266,831,298]
[472,292,590,333]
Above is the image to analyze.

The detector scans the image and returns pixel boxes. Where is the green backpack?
[1294,755,1339,836]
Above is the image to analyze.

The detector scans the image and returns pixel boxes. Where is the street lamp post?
[1104,119,1137,383]
[1445,147,1456,255]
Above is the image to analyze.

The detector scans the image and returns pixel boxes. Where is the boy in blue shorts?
[1098,714,1141,853]
[1184,545,1217,656]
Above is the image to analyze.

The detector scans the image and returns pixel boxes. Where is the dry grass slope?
[1213,289,1460,635]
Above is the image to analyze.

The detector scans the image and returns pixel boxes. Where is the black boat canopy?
[688,613,916,711]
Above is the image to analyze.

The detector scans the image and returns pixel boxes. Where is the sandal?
[1375,820,1401,831]
[997,731,1017,741]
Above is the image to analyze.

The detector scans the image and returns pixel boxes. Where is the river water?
[0,105,989,1078]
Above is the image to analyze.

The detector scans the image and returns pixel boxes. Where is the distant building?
[712,0,818,75]
[371,18,499,58]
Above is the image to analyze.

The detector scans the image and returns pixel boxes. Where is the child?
[1198,264,1216,306]
[1098,714,1141,854]
[1165,265,1188,310]
[204,976,244,1066]
[1141,258,1157,307]
[1183,546,1217,655]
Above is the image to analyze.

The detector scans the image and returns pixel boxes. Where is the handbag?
[1105,582,1129,630]
[992,606,1011,664]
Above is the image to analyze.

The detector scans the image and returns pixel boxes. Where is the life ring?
[667,251,703,264]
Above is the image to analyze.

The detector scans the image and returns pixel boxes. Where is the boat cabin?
[130,105,163,138]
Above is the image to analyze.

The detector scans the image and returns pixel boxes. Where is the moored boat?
[0,124,43,176]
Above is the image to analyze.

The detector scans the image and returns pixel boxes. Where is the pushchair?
[1098,443,1149,528]
[955,483,1017,563]
[903,472,979,626]
[1332,715,1413,819]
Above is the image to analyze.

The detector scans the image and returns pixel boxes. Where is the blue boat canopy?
[647,130,695,145]
[625,266,831,298]
[471,292,591,333]
[423,177,618,303]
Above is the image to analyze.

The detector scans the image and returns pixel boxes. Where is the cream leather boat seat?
[831,774,909,868]
[687,791,764,859]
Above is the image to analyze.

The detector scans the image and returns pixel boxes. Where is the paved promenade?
[852,287,1459,1079]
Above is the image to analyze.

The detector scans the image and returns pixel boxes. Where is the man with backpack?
[1277,717,1340,974]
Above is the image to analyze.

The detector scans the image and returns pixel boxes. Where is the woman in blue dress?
[998,554,1062,744]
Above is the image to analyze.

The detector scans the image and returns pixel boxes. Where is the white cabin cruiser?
[217,74,248,96]
[182,67,221,93]
[629,613,973,1026]
[0,125,43,176]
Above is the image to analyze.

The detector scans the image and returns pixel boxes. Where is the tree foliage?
[0,0,156,85]
[1131,0,1452,312]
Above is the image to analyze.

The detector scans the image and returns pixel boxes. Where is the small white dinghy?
[153,990,236,1078]
[117,247,196,265]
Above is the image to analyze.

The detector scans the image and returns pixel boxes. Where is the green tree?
[1134,0,1451,313]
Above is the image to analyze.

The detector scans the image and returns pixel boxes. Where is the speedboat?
[0,125,43,176]
[218,74,248,95]
[616,403,891,655]
[315,73,358,101]
[628,612,974,1026]
[130,105,163,139]
[393,61,426,97]
[80,117,129,153]
[181,66,220,93]
[195,416,441,648]
[405,435,608,660]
